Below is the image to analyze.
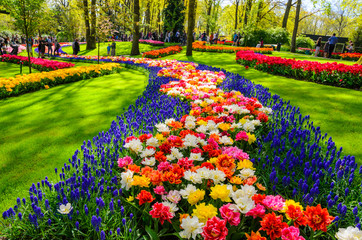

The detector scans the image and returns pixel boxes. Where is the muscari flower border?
[1,56,361,239]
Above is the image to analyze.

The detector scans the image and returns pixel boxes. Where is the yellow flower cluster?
[0,63,121,93]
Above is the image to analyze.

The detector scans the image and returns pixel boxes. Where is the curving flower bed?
[236,51,362,89]
[142,45,183,58]
[0,63,121,98]
[217,41,233,45]
[193,41,273,54]
[0,54,74,71]
[2,56,361,239]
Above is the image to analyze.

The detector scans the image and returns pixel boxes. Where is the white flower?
[120,170,134,190]
[155,123,170,132]
[259,107,272,114]
[238,168,255,180]
[166,147,183,161]
[162,201,179,214]
[165,190,182,204]
[184,170,203,184]
[189,153,204,161]
[180,184,197,199]
[179,216,204,239]
[198,138,207,146]
[243,122,255,132]
[206,120,218,132]
[183,134,199,148]
[335,226,362,240]
[251,120,261,126]
[165,118,176,125]
[240,185,258,198]
[196,167,211,179]
[58,203,73,214]
[124,138,143,153]
[142,157,156,166]
[209,169,226,184]
[140,148,155,158]
[185,116,196,122]
[219,136,233,145]
[196,125,207,134]
[185,121,196,130]
[146,137,159,147]
[234,196,255,214]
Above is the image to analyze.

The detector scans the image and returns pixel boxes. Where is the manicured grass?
[0,68,148,212]
[61,42,178,57]
[162,50,362,164]
[273,51,356,65]
[0,62,39,78]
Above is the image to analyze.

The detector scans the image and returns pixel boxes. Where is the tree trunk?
[88,0,97,49]
[21,0,31,73]
[186,0,196,56]
[206,0,212,36]
[243,0,252,26]
[234,0,239,30]
[131,0,140,55]
[282,0,292,28]
[145,0,151,36]
[290,0,301,53]
[83,0,92,50]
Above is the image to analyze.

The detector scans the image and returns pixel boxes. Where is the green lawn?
[162,50,362,164]
[61,42,178,57]
[0,68,148,212]
[0,62,40,78]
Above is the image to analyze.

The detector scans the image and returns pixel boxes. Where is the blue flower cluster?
[1,62,190,238]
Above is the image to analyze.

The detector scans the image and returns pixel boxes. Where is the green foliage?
[350,25,362,50]
[162,0,185,35]
[295,35,315,49]
[243,27,290,46]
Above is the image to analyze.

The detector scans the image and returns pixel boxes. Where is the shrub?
[296,36,315,49]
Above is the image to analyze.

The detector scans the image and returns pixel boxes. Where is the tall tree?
[243,0,253,26]
[4,0,44,74]
[131,0,140,55]
[204,0,213,35]
[83,0,91,49]
[163,0,185,36]
[282,0,292,28]
[89,0,97,49]
[290,0,301,53]
[234,0,240,30]
[186,0,196,56]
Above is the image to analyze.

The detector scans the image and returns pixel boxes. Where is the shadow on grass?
[0,69,148,212]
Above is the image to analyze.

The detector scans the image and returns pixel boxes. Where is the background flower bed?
[193,41,273,54]
[0,63,121,99]
[236,51,362,89]
[140,39,165,46]
[1,57,361,239]
[0,54,74,71]
[142,45,183,58]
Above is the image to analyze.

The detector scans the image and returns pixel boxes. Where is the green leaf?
[145,226,160,240]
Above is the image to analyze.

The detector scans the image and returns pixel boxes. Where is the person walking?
[107,44,111,56]
[323,41,330,58]
[47,37,53,57]
[27,38,33,57]
[328,33,338,58]
[73,39,80,55]
[111,40,116,56]
[314,37,322,57]
[54,40,61,55]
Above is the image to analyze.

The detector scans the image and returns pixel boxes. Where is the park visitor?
[54,40,60,55]
[328,33,338,58]
[315,37,322,57]
[73,39,80,55]
[27,38,33,57]
[323,41,330,58]
[47,37,53,56]
[111,40,116,56]
[107,44,111,56]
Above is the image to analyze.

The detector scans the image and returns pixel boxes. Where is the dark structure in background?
[303,34,361,53]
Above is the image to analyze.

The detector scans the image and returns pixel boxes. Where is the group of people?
[36,37,61,58]
[314,33,355,58]
[106,40,116,56]
[197,31,220,44]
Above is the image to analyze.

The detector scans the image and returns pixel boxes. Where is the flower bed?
[2,56,361,240]
[4,44,26,54]
[142,45,182,58]
[236,51,362,89]
[140,39,165,46]
[0,63,121,98]
[0,54,74,71]
[217,41,233,45]
[340,53,362,61]
[193,41,273,54]
[296,48,342,59]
